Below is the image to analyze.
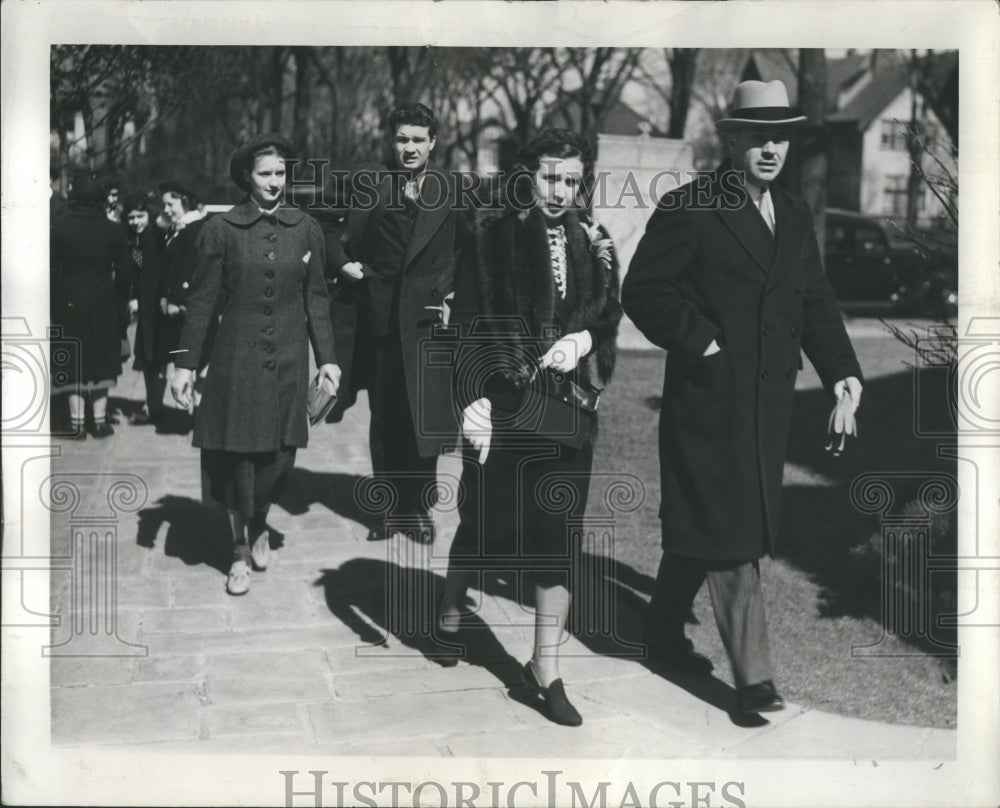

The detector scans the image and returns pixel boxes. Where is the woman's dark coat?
[176,200,337,452]
[621,166,862,561]
[128,226,169,370]
[451,206,622,423]
[50,204,130,384]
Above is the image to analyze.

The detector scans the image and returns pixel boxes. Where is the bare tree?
[797,49,828,255]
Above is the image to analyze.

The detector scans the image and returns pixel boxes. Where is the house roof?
[547,93,664,137]
[742,50,957,132]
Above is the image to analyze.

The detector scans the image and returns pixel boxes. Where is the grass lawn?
[586,322,957,729]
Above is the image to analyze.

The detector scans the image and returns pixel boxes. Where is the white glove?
[826,376,863,456]
[340,261,364,281]
[170,367,195,410]
[539,331,593,373]
[462,397,492,464]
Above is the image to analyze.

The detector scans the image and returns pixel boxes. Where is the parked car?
[823,208,957,319]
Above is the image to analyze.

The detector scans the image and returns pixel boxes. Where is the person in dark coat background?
[326,102,469,543]
[436,129,622,727]
[50,169,130,438]
[621,81,863,715]
[172,133,340,596]
[123,192,169,425]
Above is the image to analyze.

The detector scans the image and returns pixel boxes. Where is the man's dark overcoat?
[621,165,862,561]
[325,161,467,455]
[176,200,337,452]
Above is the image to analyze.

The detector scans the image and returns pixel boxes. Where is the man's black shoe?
[645,636,714,675]
[737,680,785,713]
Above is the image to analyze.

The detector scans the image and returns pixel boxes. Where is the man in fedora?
[326,102,469,543]
[622,80,863,714]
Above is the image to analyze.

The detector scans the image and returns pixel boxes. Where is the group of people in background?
[50,168,209,435]
[48,80,863,728]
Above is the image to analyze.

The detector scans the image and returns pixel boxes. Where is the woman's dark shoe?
[521,662,582,727]
[737,680,785,714]
[90,422,115,439]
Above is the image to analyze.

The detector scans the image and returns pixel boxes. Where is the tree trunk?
[666,49,699,139]
[905,51,926,230]
[292,47,312,156]
[796,49,828,260]
[270,47,287,133]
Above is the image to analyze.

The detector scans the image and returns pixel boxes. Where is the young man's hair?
[387,102,438,139]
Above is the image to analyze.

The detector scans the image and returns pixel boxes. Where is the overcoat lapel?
[764,189,800,292]
[404,166,453,270]
[715,192,776,277]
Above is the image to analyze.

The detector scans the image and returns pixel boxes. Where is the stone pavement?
[45,340,955,761]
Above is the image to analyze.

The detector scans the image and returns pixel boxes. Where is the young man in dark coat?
[326,102,468,543]
[621,80,863,715]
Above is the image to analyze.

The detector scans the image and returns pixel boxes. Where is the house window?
[883,174,926,215]
[880,120,909,151]
[884,175,908,215]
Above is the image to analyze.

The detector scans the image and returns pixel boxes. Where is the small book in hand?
[306,374,338,426]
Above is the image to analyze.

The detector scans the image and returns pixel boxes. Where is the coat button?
[263,326,274,336]
[265,270,275,279]
[263,306,273,316]
[760,370,769,381]
[268,234,277,242]
[266,360,276,371]
[761,326,770,337]
[266,251,276,260]
[264,288,274,298]
[265,343,275,353]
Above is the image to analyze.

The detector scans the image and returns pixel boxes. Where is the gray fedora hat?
[716,80,807,130]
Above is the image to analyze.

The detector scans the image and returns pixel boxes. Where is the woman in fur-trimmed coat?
[436,130,622,728]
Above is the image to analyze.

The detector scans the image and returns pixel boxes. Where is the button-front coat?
[177,200,337,452]
[622,166,862,561]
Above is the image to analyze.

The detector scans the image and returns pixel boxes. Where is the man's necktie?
[759,188,775,234]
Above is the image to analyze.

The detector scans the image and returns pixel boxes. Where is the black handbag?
[519,366,601,448]
[306,374,338,427]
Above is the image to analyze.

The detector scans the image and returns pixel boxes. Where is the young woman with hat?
[50,170,131,438]
[171,133,340,596]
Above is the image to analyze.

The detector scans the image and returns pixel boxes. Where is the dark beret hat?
[158,180,198,200]
[123,191,154,214]
[68,170,105,203]
[229,132,295,190]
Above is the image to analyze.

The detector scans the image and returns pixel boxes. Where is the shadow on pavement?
[136,494,231,574]
[278,469,378,529]
[314,559,523,690]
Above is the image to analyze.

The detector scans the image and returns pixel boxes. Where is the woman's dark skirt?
[449,434,593,589]
[201,447,297,525]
